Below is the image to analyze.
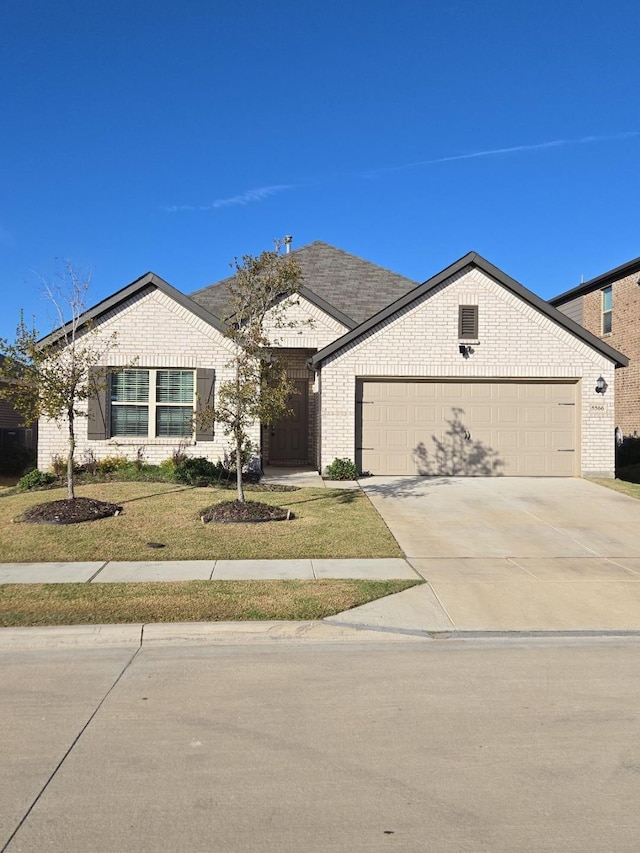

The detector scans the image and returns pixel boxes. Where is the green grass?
[0,579,420,626]
[591,477,640,500]
[0,481,402,561]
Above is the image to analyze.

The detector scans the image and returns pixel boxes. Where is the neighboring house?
[0,354,37,469]
[37,242,627,478]
[550,256,640,438]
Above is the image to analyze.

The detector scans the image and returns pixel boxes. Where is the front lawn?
[0,482,402,561]
[0,579,420,627]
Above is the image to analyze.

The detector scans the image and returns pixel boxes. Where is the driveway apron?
[345,477,640,632]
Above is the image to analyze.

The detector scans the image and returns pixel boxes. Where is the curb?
[3,621,640,651]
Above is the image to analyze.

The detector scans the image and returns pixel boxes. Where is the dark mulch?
[21,497,124,525]
[200,500,292,524]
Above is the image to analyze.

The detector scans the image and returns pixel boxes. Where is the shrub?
[171,441,189,468]
[50,454,68,478]
[325,457,359,480]
[96,455,130,474]
[0,445,36,476]
[18,469,56,490]
[81,449,99,475]
[617,437,640,468]
[174,456,224,486]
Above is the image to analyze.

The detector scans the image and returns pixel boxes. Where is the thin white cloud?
[366,131,640,176]
[165,184,293,213]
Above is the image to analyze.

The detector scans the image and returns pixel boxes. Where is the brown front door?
[267,379,308,465]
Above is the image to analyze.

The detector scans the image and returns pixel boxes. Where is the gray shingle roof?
[189,241,419,326]
[312,252,628,369]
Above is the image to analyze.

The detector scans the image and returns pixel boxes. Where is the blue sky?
[1,0,638,341]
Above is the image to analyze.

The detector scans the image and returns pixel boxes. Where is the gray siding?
[556,295,584,326]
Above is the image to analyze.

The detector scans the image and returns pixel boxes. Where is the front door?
[267,379,308,465]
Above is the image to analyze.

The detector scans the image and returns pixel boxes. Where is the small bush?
[617,437,640,468]
[18,469,56,491]
[325,457,359,480]
[174,456,224,486]
[171,441,189,468]
[0,445,36,476]
[81,449,99,475]
[96,455,130,474]
[50,454,68,478]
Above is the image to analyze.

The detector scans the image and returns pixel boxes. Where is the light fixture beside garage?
[595,376,608,394]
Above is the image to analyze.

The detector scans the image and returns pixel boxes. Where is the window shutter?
[196,368,215,441]
[87,367,109,440]
[458,305,478,339]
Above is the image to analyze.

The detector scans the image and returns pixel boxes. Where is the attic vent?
[458,305,479,339]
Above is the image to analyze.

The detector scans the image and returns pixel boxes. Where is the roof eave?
[550,256,640,305]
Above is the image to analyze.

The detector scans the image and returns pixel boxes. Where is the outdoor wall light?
[595,376,608,394]
[459,344,474,358]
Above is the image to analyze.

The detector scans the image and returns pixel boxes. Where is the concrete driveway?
[341,477,640,632]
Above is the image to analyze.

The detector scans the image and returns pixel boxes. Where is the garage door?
[357,380,578,476]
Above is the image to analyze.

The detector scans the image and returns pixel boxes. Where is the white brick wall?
[262,296,348,348]
[318,267,618,477]
[37,288,256,469]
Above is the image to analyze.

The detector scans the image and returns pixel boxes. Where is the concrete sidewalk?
[0,558,416,583]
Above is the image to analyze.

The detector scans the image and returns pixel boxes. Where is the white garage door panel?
[358,381,578,476]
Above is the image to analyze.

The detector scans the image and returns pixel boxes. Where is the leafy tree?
[205,242,303,502]
[0,264,119,499]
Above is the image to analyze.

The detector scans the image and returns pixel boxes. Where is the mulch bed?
[21,497,123,525]
[200,500,292,524]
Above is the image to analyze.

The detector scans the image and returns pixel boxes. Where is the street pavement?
[2,637,640,852]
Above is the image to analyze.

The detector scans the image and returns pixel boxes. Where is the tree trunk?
[236,431,245,503]
[67,408,75,500]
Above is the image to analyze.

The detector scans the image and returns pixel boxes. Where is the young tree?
[208,242,303,503]
[0,263,118,499]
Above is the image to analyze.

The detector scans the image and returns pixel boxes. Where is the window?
[458,305,479,339]
[110,369,194,438]
[602,286,612,334]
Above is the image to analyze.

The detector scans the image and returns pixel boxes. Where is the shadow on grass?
[285,489,359,507]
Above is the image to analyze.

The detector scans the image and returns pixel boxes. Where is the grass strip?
[0,579,421,627]
[590,478,640,500]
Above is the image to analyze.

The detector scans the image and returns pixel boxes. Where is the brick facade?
[317,267,617,477]
[37,288,243,470]
[580,272,640,437]
[37,254,622,479]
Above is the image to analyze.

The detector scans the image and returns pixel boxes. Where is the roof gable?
[38,272,227,347]
[189,241,419,327]
[550,255,640,305]
[312,252,628,368]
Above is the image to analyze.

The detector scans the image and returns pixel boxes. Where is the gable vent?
[458,305,479,339]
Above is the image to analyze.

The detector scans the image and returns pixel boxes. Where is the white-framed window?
[110,369,195,438]
[602,286,612,334]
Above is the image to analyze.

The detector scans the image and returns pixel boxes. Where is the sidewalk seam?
[87,561,109,583]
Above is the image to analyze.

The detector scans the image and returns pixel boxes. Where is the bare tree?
[0,263,118,499]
